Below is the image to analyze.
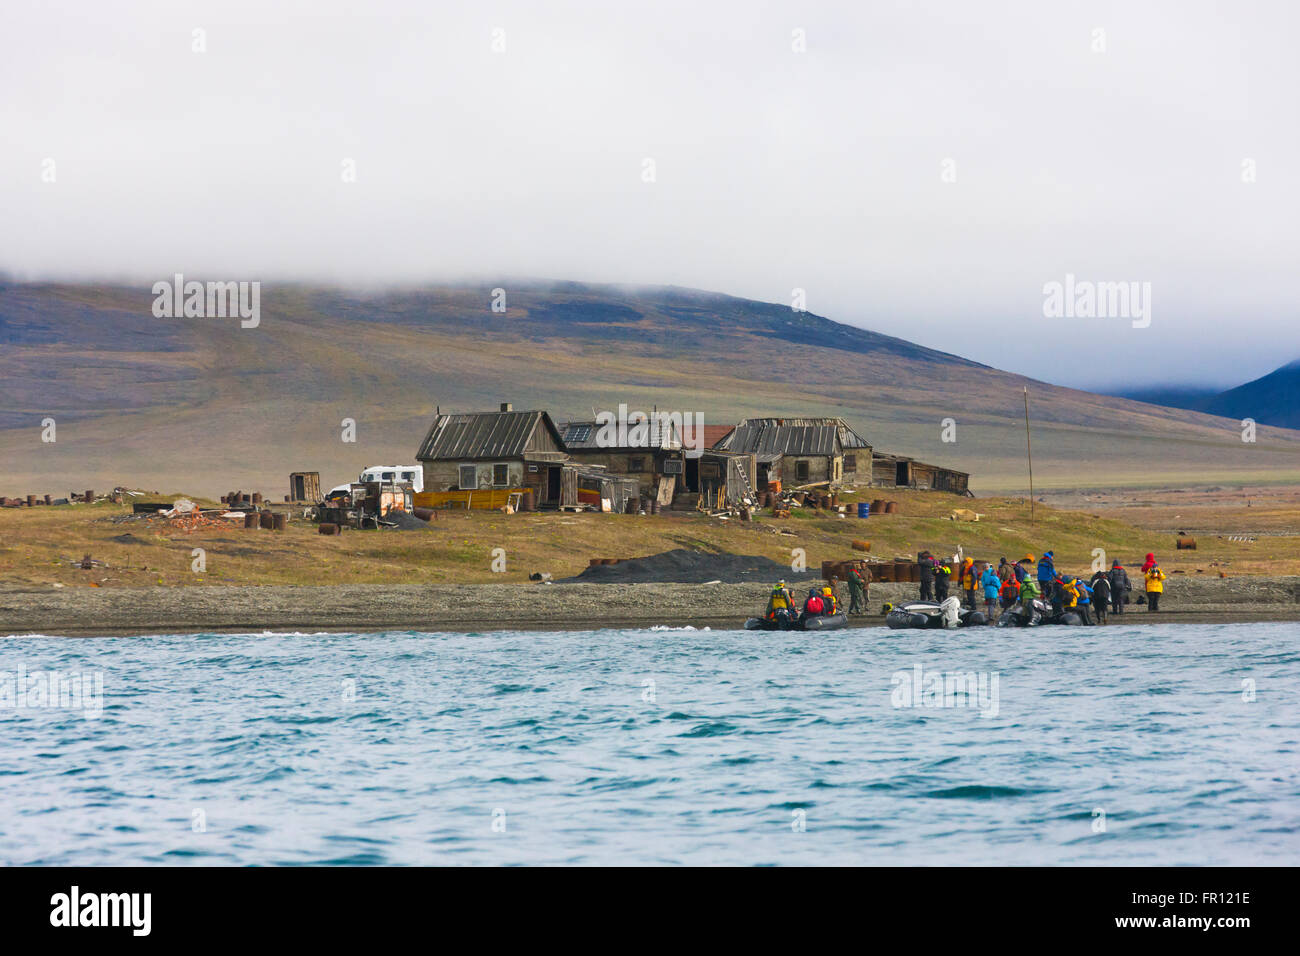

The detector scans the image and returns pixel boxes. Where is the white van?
[328,465,423,497]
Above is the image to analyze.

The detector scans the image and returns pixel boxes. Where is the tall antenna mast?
[1023,386,1035,525]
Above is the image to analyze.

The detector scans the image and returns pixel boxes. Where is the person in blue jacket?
[1073,576,1094,624]
[1013,554,1031,584]
[980,565,1001,619]
[1037,551,1056,586]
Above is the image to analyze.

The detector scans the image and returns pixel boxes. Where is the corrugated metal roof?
[836,423,872,449]
[714,420,837,456]
[416,410,558,460]
[712,417,872,455]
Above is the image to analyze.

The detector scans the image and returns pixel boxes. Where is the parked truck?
[328,465,423,498]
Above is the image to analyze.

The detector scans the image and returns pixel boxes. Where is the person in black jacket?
[1108,561,1130,615]
[934,561,951,602]
[1089,572,1112,624]
[918,551,936,602]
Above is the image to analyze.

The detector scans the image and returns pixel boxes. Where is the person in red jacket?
[801,589,825,622]
[999,576,1021,610]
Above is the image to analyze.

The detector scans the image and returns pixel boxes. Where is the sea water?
[0,623,1296,865]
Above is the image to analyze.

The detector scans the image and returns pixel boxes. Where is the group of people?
[763,550,1169,627]
[764,576,843,627]
[764,564,872,626]
[917,550,1168,624]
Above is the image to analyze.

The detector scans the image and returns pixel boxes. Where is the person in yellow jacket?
[823,578,841,615]
[766,581,796,626]
[1144,564,1166,612]
[960,557,977,609]
[1061,576,1079,608]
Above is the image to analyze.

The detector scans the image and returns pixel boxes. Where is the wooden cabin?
[414,403,575,509]
[711,417,872,491]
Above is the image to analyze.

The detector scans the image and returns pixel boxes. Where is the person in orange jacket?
[999,575,1021,610]
[960,557,977,609]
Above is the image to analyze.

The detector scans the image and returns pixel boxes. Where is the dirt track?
[2,576,1299,636]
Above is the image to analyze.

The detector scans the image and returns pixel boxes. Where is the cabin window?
[796,460,810,481]
[381,472,395,481]
[844,455,856,470]
[458,465,477,489]
[401,471,415,481]
[628,456,646,472]
[493,463,510,487]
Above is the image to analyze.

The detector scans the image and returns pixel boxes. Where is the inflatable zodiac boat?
[885,598,987,629]
[744,612,849,631]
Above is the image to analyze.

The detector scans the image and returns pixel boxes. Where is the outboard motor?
[940,596,962,629]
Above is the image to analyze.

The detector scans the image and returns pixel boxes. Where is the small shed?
[289,472,322,502]
[574,469,641,512]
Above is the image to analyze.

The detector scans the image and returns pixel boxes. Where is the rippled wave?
[1,622,1297,865]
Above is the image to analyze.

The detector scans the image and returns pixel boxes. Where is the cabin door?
[546,466,562,503]
[684,457,699,492]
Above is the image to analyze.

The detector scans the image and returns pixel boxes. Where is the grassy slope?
[2,282,1299,498]
[1,488,1287,591]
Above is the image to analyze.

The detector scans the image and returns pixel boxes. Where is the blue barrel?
[857,501,870,518]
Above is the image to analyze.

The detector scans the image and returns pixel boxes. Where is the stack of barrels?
[244,510,287,531]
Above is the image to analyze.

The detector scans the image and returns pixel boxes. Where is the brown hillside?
[2,281,1297,498]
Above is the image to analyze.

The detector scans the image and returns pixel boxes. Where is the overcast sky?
[3,0,1297,390]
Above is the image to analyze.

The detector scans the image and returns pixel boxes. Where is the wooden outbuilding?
[558,417,686,505]
[289,472,321,502]
[871,453,970,493]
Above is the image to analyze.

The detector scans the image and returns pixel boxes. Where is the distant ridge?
[1199,359,1300,429]
[1113,359,1300,429]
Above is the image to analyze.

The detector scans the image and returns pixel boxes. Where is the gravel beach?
[3,576,1299,635]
